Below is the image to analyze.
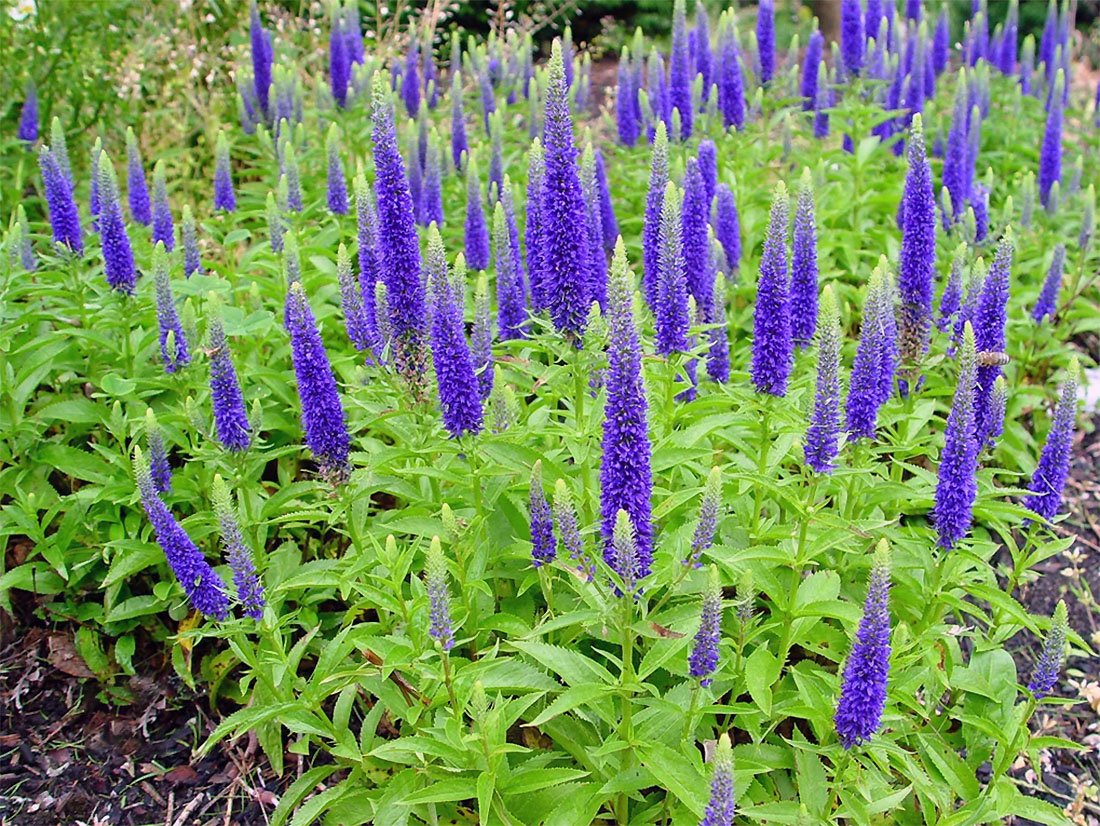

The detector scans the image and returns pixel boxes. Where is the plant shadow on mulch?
[1,426,1098,825]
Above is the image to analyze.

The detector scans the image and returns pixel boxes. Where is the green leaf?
[744,645,780,715]
[637,742,705,817]
[525,684,612,728]
[505,767,589,795]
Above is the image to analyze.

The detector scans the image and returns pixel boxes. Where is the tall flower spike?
[353,172,384,358]
[751,181,792,396]
[529,460,556,567]
[687,466,722,567]
[126,128,151,225]
[488,110,504,201]
[213,131,236,212]
[371,75,429,394]
[283,143,302,213]
[689,566,722,686]
[669,0,693,139]
[17,81,37,143]
[1038,70,1064,208]
[580,145,608,309]
[699,732,735,826]
[182,205,203,277]
[426,228,483,439]
[540,39,591,339]
[717,16,745,130]
[250,2,273,117]
[655,182,690,358]
[756,0,775,83]
[973,233,1013,447]
[985,375,1007,449]
[611,509,640,596]
[601,238,654,577]
[616,48,639,146]
[285,282,351,479]
[846,265,890,440]
[472,273,493,400]
[938,245,966,332]
[594,150,619,251]
[97,151,137,294]
[524,139,547,311]
[642,122,670,307]
[451,72,468,169]
[841,0,865,76]
[681,159,713,321]
[1024,361,1078,521]
[422,136,444,227]
[897,114,936,379]
[805,285,842,474]
[207,298,251,452]
[493,200,525,340]
[338,242,370,351]
[1028,600,1069,699]
[713,183,740,272]
[403,29,420,117]
[1032,244,1065,324]
[39,147,83,254]
[325,125,347,215]
[151,161,175,251]
[463,152,490,270]
[835,539,892,749]
[212,475,265,620]
[934,323,980,549]
[553,478,590,580]
[425,536,454,650]
[801,29,823,111]
[706,263,730,382]
[133,446,229,620]
[145,409,172,495]
[790,169,819,347]
[152,242,189,372]
[329,15,350,108]
[266,191,284,253]
[47,117,71,184]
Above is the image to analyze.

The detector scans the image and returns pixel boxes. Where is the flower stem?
[616,596,636,825]
[752,396,773,535]
[441,649,461,720]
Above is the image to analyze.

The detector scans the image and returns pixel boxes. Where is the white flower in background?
[9,0,37,21]
[179,0,192,10]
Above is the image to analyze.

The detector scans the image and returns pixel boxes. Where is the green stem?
[664,354,678,438]
[752,397,773,535]
[680,682,701,743]
[616,596,636,826]
[441,650,461,720]
[825,749,853,818]
[538,566,555,619]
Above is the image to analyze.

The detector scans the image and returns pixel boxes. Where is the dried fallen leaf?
[47,633,95,679]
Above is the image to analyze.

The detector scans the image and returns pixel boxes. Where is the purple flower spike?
[451,72,468,170]
[643,123,671,308]
[39,147,83,255]
[686,467,722,567]
[616,48,640,146]
[250,3,273,117]
[757,0,775,83]
[324,125,347,215]
[846,264,893,441]
[1039,70,1064,208]
[126,128,151,225]
[1032,244,1065,323]
[897,114,936,375]
[802,30,824,111]
[472,273,493,400]
[580,146,608,309]
[145,410,171,495]
[539,40,590,340]
[17,81,37,143]
[713,183,740,272]
[938,245,967,332]
[697,140,717,206]
[426,229,483,439]
[835,540,891,749]
[717,17,745,130]
[973,234,1013,447]
[151,243,189,372]
[493,199,526,341]
[594,150,619,251]
[464,153,490,271]
[371,76,430,393]
[1024,363,1078,521]
[805,286,842,474]
[403,32,420,118]
[706,258,730,382]
[655,182,690,358]
[422,136,444,227]
[529,460,556,567]
[841,0,865,76]
[330,17,350,108]
[524,140,547,312]
[1028,601,1069,699]
[425,537,454,650]
[669,0,693,139]
[689,567,722,686]
[207,304,251,453]
[151,162,175,252]
[213,131,236,212]
[133,446,229,620]
[700,733,735,826]
[285,282,351,480]
[97,152,137,294]
[554,480,591,580]
[934,323,980,550]
[338,242,371,352]
[751,181,792,396]
[790,170,819,347]
[212,475,265,620]
[601,239,654,578]
[682,159,713,321]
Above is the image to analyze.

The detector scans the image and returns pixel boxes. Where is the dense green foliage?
[2,2,1099,824]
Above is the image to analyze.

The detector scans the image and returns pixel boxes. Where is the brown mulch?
[0,628,298,826]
